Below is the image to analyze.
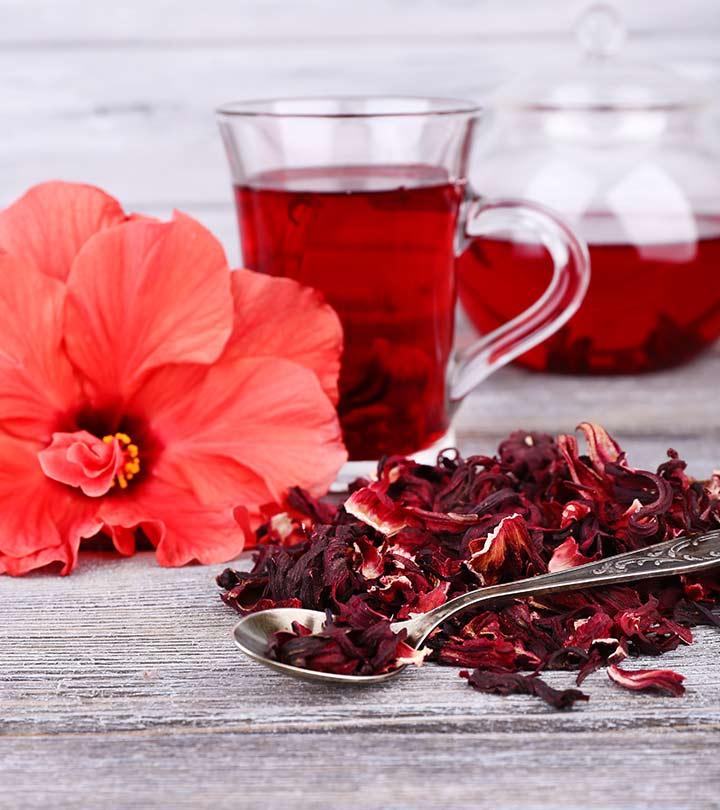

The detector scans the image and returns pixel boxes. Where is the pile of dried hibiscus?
[217,423,720,709]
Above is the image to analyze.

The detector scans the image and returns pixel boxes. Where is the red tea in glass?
[235,165,461,460]
[458,215,720,374]
[219,97,590,468]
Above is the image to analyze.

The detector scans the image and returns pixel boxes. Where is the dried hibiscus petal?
[616,596,693,654]
[344,482,409,536]
[607,664,686,696]
[465,513,545,585]
[257,486,339,547]
[498,430,562,489]
[577,421,623,471]
[439,637,516,670]
[266,605,429,676]
[345,486,480,537]
[548,537,600,572]
[460,669,589,710]
[218,423,720,709]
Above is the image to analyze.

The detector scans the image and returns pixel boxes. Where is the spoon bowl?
[233,607,408,685]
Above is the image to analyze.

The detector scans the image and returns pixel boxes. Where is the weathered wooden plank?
[0,42,507,210]
[0,40,717,212]
[1,552,718,810]
[0,10,718,805]
[1,343,718,809]
[2,0,719,44]
[2,729,719,810]
[2,552,718,733]
[455,341,720,477]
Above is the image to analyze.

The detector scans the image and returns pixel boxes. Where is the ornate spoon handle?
[400,529,720,643]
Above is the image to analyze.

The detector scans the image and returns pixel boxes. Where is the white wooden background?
[1,4,720,809]
[1,0,719,266]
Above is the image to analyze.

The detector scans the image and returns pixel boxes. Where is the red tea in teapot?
[458,215,720,374]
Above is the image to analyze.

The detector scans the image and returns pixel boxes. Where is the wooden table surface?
[2,345,720,810]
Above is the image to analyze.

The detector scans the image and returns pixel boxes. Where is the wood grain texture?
[0,0,717,271]
[2,349,720,810]
[1,2,720,806]
[1,550,719,810]
[4,0,719,43]
[2,38,716,216]
[0,0,718,222]
[455,340,720,476]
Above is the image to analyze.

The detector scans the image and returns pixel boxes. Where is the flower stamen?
[103,432,142,489]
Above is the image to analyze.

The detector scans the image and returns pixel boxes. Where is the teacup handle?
[449,197,591,402]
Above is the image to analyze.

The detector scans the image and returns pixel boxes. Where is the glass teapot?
[458,2,720,374]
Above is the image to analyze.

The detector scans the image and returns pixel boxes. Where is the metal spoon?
[233,528,720,685]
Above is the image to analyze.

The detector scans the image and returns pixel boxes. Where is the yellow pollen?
[102,432,142,490]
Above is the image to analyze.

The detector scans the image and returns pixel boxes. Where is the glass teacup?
[218,96,590,478]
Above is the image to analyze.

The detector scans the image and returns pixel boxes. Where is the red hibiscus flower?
[0,182,346,575]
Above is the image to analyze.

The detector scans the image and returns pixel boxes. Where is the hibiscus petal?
[102,523,138,557]
[344,473,481,537]
[0,254,80,442]
[0,181,127,282]
[38,431,123,497]
[224,270,343,404]
[134,356,346,506]
[99,479,249,567]
[344,484,409,536]
[158,452,275,511]
[0,436,101,575]
[64,213,233,404]
[461,669,589,710]
[548,537,600,572]
[439,636,516,669]
[607,664,686,696]
[577,422,623,472]
[465,513,544,585]
[395,642,431,667]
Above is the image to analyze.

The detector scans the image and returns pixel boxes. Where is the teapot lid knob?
[575,2,626,60]
[494,0,706,112]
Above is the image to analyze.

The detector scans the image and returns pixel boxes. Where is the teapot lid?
[498,3,707,112]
